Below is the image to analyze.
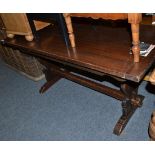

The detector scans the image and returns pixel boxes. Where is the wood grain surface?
[3,22,155,82]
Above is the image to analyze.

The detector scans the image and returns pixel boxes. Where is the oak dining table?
[1,17,155,135]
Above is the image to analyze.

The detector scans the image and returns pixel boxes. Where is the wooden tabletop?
[3,22,155,82]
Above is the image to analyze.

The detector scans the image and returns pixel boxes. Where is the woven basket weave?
[0,45,44,81]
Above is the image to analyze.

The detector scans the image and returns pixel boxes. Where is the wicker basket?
[0,45,45,81]
[149,111,155,140]
[0,14,45,81]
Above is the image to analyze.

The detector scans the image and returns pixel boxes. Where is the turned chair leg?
[63,14,75,48]
[7,33,15,38]
[131,23,140,63]
[128,13,142,63]
[25,34,34,41]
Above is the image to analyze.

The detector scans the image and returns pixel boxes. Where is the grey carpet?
[0,60,155,140]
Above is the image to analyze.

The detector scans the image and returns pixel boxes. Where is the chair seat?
[70,13,128,20]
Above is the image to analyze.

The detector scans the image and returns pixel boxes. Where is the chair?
[0,13,50,41]
[63,13,142,63]
[26,13,70,47]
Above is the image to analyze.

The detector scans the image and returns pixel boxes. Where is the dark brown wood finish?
[38,60,144,135]
[113,82,144,135]
[1,21,155,135]
[3,23,155,82]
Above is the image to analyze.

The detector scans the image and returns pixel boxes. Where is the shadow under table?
[1,23,155,135]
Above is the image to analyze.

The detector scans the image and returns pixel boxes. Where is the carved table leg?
[63,13,75,48]
[113,82,144,135]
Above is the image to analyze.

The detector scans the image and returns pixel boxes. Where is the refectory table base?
[40,60,144,135]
